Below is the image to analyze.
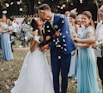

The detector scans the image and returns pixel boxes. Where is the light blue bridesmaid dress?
[0,33,1,50]
[1,23,13,61]
[68,23,77,78]
[77,26,100,93]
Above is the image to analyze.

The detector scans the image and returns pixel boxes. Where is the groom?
[38,4,76,93]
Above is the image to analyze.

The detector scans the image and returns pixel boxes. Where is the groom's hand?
[46,36,51,41]
[40,44,49,51]
[53,29,61,38]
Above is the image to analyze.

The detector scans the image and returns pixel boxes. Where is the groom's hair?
[38,4,51,11]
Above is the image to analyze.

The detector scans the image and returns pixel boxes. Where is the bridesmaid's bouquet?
[95,32,103,49]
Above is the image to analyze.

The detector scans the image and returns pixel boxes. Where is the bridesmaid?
[0,15,13,61]
[68,12,77,78]
[76,14,84,38]
[74,11,100,93]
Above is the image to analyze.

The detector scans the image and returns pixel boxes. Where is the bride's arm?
[30,31,39,52]
[30,38,37,52]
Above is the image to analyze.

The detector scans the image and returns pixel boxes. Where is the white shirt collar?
[50,13,54,25]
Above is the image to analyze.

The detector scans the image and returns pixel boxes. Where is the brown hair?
[1,14,7,23]
[82,11,95,30]
[30,18,41,35]
[38,4,51,11]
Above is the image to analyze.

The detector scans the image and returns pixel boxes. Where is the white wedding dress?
[11,36,54,93]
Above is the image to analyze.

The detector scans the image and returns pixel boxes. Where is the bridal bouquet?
[17,23,33,41]
[24,25,33,40]
[95,31,103,49]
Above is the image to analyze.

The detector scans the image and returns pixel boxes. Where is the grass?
[0,48,28,93]
[0,46,102,93]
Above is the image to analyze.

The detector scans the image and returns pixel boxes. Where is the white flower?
[56,45,61,48]
[61,47,63,49]
[1,68,4,71]
[55,42,58,45]
[58,56,61,59]
[53,39,55,42]
[47,25,49,28]
[62,21,64,23]
[56,38,60,42]
[60,15,65,18]
[54,25,58,29]
[25,36,28,40]
[96,42,103,49]
[9,26,13,31]
[63,35,65,38]
[96,33,103,49]
[5,84,10,89]
[64,44,67,46]
[30,27,33,30]
[63,39,65,42]
[17,24,33,41]
[47,30,51,32]
[66,31,69,34]
[64,48,67,51]
[60,33,62,36]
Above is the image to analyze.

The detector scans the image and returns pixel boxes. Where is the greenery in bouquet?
[96,40,103,49]
[23,24,33,40]
[17,23,33,41]
[95,33,103,49]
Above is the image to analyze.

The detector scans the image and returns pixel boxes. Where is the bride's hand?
[40,44,49,51]
[46,36,51,41]
[30,39,37,52]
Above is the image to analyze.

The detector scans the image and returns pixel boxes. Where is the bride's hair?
[30,18,41,35]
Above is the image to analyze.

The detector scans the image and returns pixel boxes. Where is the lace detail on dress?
[33,36,40,43]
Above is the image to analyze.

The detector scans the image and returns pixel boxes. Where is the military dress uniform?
[42,14,76,93]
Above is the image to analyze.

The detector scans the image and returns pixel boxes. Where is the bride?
[11,18,54,93]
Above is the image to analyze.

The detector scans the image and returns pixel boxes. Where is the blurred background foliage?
[0,0,103,20]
